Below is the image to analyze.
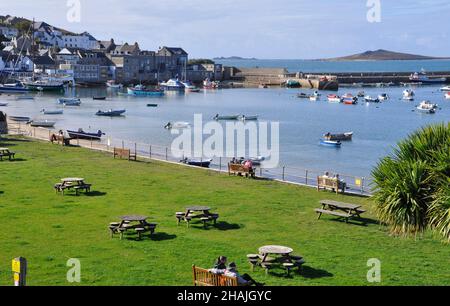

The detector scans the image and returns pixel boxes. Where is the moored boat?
[240,115,259,121]
[364,96,380,103]
[445,92,450,99]
[0,82,30,93]
[182,81,200,92]
[378,93,389,101]
[15,95,35,100]
[320,139,342,147]
[164,122,191,130]
[409,71,446,84]
[180,158,213,168]
[403,89,415,101]
[203,78,220,89]
[323,132,353,141]
[23,79,65,92]
[440,86,450,92]
[8,116,30,122]
[416,101,438,114]
[297,93,311,99]
[106,80,123,89]
[93,96,106,100]
[160,79,185,91]
[29,120,56,128]
[213,114,241,121]
[327,94,341,103]
[41,109,63,115]
[58,98,81,106]
[309,95,319,101]
[147,103,158,107]
[67,129,104,140]
[0,102,8,107]
[95,109,126,117]
[127,85,164,96]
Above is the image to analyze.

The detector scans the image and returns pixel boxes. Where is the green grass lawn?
[0,136,449,286]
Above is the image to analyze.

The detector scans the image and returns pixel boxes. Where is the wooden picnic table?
[177,206,219,228]
[315,200,366,223]
[258,245,294,262]
[116,215,157,239]
[185,206,212,217]
[56,178,91,195]
[0,147,15,161]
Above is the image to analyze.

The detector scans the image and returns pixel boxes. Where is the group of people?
[322,172,347,189]
[209,256,264,286]
[230,157,254,170]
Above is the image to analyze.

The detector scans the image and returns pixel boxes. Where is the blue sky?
[2,0,449,59]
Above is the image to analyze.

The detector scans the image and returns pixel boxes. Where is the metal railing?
[7,122,373,196]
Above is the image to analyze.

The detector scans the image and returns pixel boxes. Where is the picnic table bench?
[228,163,255,178]
[113,147,137,161]
[54,178,92,196]
[317,176,347,194]
[192,265,238,286]
[0,148,15,161]
[315,200,366,223]
[176,206,219,228]
[109,215,157,240]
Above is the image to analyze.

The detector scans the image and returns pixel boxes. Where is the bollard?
[12,257,27,286]
[219,157,222,172]
[149,145,152,159]
[305,170,309,186]
[282,166,285,181]
[122,140,124,149]
[165,147,168,161]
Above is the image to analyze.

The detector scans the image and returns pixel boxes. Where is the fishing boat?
[67,129,104,140]
[409,71,446,84]
[22,79,65,92]
[445,92,450,99]
[0,82,30,93]
[203,78,220,90]
[297,93,311,99]
[240,115,259,121]
[403,89,415,101]
[8,116,30,122]
[320,140,342,147]
[416,101,438,114]
[323,132,353,141]
[327,94,341,103]
[95,109,126,117]
[364,96,380,103]
[41,109,63,115]
[29,120,56,128]
[93,96,106,100]
[180,158,212,168]
[160,79,185,91]
[147,103,158,107]
[0,102,8,107]
[182,81,200,92]
[378,93,389,101]
[213,114,241,121]
[440,86,450,91]
[15,95,35,100]
[106,80,123,89]
[58,98,81,106]
[164,122,191,130]
[127,85,164,96]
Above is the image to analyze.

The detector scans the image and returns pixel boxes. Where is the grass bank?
[0,137,448,286]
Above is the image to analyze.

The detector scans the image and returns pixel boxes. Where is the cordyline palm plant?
[372,123,450,241]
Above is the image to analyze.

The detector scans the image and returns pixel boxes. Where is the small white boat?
[327,94,341,103]
[364,96,380,103]
[41,109,63,115]
[309,95,319,101]
[164,121,191,129]
[378,93,389,101]
[15,95,35,100]
[29,120,56,127]
[440,86,450,92]
[58,98,81,106]
[240,115,259,121]
[403,89,415,100]
[182,81,200,92]
[416,101,438,114]
[106,80,123,89]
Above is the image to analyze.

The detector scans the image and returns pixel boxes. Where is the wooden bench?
[113,147,137,161]
[50,134,72,146]
[228,163,255,178]
[315,200,366,223]
[192,265,238,286]
[317,176,346,194]
[73,184,91,196]
[0,150,15,161]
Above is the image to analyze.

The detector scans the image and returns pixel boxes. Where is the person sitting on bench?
[224,262,264,286]
[209,256,228,274]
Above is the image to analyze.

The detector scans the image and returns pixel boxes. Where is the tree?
[372,123,450,241]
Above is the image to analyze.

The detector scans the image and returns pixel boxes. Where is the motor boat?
[0,82,29,93]
[22,79,65,92]
[0,102,8,107]
[127,85,164,96]
[320,140,342,147]
[323,132,353,141]
[180,158,212,168]
[182,81,200,92]
[439,86,450,91]
[95,109,126,117]
[164,122,191,130]
[41,109,63,115]
[58,98,81,106]
[8,116,30,122]
[29,120,56,128]
[309,96,319,101]
[327,94,342,103]
[93,96,107,100]
[160,79,185,91]
[106,80,123,89]
[416,101,438,114]
[213,114,241,121]
[240,115,259,121]
[409,71,446,84]
[378,93,389,101]
[364,96,380,103]
[203,78,220,89]
[403,89,415,101]
[67,129,104,140]
[357,91,365,98]
[342,94,358,105]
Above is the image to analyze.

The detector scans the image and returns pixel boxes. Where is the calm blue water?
[215,59,450,73]
[2,84,449,181]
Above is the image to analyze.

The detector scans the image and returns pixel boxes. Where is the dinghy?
[403,89,415,101]
[8,116,30,122]
[240,115,259,121]
[29,120,56,128]
[15,95,35,100]
[0,102,8,107]
[41,109,63,115]
[320,140,342,147]
[180,158,212,168]
[327,94,341,103]
[364,96,380,103]
[58,98,81,106]
[164,122,191,129]
[416,101,438,114]
[95,109,126,117]
[213,114,241,121]
[93,96,106,100]
[378,93,389,101]
[67,129,104,140]
[147,103,158,107]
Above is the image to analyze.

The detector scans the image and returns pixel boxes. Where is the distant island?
[214,56,258,60]
[323,49,449,61]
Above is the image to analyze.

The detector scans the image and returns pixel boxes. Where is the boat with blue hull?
[409,71,447,84]
[95,109,126,117]
[0,83,30,93]
[127,85,164,96]
[320,140,342,147]
[67,129,104,140]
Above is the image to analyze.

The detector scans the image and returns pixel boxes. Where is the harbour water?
[2,83,449,183]
[215,59,450,73]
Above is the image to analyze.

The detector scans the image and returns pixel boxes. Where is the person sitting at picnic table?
[244,159,253,170]
[224,262,264,286]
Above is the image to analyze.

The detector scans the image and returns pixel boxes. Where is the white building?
[61,32,97,50]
